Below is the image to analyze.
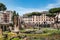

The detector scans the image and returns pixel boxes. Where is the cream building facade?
[23,12,54,27]
[0,11,13,31]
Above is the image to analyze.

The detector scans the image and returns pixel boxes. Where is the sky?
[0,0,60,16]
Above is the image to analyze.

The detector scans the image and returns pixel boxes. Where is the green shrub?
[12,38,19,40]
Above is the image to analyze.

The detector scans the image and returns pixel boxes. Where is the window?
[4,20,8,23]
[46,19,49,21]
[33,17,34,21]
[33,22,34,23]
[51,19,53,21]
[36,19,38,21]
[39,22,40,24]
[49,19,50,21]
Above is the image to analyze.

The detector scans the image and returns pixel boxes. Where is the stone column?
[0,25,2,34]
[5,25,7,30]
[3,25,4,31]
[0,25,1,29]
[0,28,2,35]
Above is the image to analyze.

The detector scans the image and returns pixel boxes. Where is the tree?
[12,11,17,27]
[13,11,17,16]
[49,7,60,30]
[16,13,19,26]
[12,11,16,23]
[46,13,56,27]
[17,13,19,16]
[27,12,41,17]
[49,7,60,13]
[46,13,56,19]
[0,3,7,11]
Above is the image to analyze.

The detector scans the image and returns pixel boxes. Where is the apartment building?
[22,12,54,27]
[55,13,60,22]
[0,11,13,31]
[54,13,60,28]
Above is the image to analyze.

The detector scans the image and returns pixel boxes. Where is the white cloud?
[8,0,60,16]
[46,0,60,9]
[16,7,47,16]
[16,0,60,16]
[46,4,56,9]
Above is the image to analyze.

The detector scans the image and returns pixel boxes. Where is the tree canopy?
[49,7,60,13]
[12,11,19,20]
[0,3,7,11]
[46,13,56,17]
[48,7,60,17]
[27,12,42,17]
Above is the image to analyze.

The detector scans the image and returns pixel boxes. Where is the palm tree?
[0,3,7,11]
[49,7,60,30]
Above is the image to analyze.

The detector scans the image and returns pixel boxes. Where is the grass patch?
[12,38,20,40]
